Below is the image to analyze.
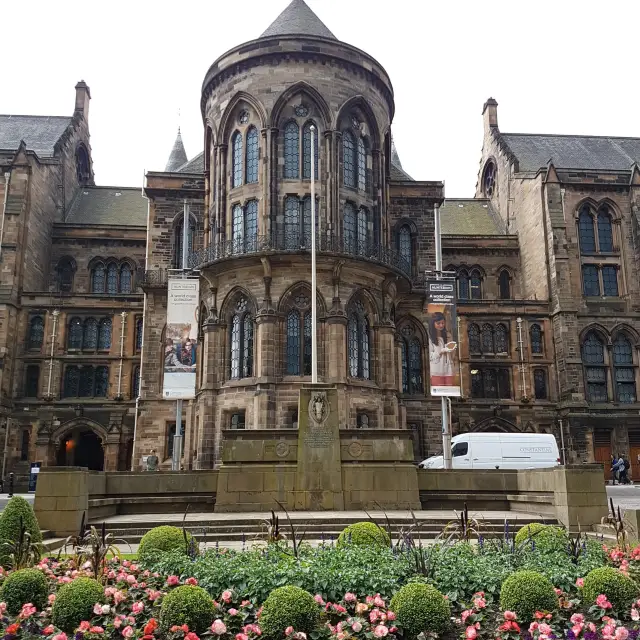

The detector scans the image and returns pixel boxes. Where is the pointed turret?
[165,128,188,172]
[391,137,403,169]
[260,0,337,40]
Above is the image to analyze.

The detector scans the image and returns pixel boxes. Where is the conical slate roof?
[165,128,188,172]
[391,138,403,169]
[260,0,337,40]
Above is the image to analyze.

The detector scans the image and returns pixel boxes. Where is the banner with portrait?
[425,279,461,397]
[163,278,200,400]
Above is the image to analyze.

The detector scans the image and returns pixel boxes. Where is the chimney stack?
[74,81,91,122]
[482,98,498,131]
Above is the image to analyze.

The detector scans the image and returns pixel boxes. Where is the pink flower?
[212,619,227,635]
[572,625,584,636]
[374,596,385,608]
[48,594,56,604]
[370,610,380,623]
[126,574,137,585]
[603,624,615,638]
[285,627,294,636]
[588,623,597,632]
[616,628,629,640]
[355,603,368,614]
[52,634,68,640]
[93,603,103,615]
[314,594,325,605]
[186,577,198,586]
[571,614,585,625]
[461,610,473,623]
[186,634,200,640]
[632,608,640,622]
[504,611,517,621]
[352,622,363,633]
[236,635,249,640]
[374,625,389,638]
[344,593,357,603]
[131,601,144,614]
[539,623,552,635]
[576,578,585,588]
[167,575,180,586]
[19,603,36,618]
[472,596,486,609]
[89,627,105,634]
[222,590,233,603]
[101,604,111,615]
[122,626,134,638]
[465,626,478,639]
[113,618,122,629]
[387,611,395,621]
[597,594,613,609]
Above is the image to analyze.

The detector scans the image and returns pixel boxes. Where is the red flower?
[144,618,159,635]
[6,623,19,634]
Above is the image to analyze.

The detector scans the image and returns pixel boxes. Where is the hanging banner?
[426,279,461,397]
[163,278,199,400]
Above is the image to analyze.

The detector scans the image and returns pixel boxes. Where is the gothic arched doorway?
[56,428,104,471]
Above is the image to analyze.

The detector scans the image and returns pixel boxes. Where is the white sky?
[3,0,639,197]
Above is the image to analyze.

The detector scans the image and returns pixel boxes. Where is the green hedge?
[0,568,48,614]
[0,496,42,567]
[514,523,567,550]
[138,525,192,562]
[160,585,215,634]
[389,582,451,637]
[337,522,390,549]
[582,567,639,612]
[259,586,320,639]
[500,570,557,622]
[52,577,105,633]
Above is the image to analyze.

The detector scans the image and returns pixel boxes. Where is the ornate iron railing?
[140,268,169,287]
[189,233,411,276]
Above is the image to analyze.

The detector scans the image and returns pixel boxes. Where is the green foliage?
[500,570,557,622]
[259,586,320,639]
[160,584,215,634]
[390,582,451,637]
[138,526,192,562]
[52,577,105,633]
[0,496,42,567]
[582,566,639,612]
[0,568,48,614]
[514,523,567,550]
[337,522,390,549]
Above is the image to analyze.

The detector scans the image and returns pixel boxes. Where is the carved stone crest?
[308,391,329,425]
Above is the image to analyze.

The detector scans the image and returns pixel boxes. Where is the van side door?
[452,441,471,468]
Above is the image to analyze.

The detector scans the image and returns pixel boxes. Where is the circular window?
[294,104,309,117]
[483,161,496,196]
[238,110,250,125]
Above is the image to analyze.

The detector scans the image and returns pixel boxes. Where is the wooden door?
[629,447,640,482]
[594,429,612,482]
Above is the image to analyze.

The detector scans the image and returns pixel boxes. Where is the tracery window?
[98,318,112,350]
[245,127,259,184]
[68,317,84,349]
[120,265,132,294]
[343,202,356,253]
[400,325,423,394]
[285,293,312,376]
[470,367,511,398]
[495,323,509,354]
[229,297,253,379]
[135,317,143,351]
[534,368,548,400]
[470,270,482,299]
[499,270,511,299]
[83,318,98,350]
[357,137,366,192]
[91,263,105,293]
[232,131,243,188]
[481,324,494,354]
[467,323,481,354]
[284,121,300,179]
[347,300,370,379]
[63,365,109,398]
[132,365,141,399]
[398,225,412,272]
[106,263,118,294]
[302,122,318,180]
[343,130,356,188]
[231,201,258,253]
[613,333,636,404]
[483,161,496,197]
[458,272,469,300]
[28,316,44,351]
[582,331,607,402]
[530,323,543,355]
[67,317,111,351]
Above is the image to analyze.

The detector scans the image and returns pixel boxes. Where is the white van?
[418,432,560,470]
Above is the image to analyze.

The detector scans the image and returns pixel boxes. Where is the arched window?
[119,265,132,294]
[613,333,636,403]
[245,127,259,184]
[597,209,614,252]
[398,225,412,272]
[285,297,312,376]
[400,325,423,394]
[495,323,509,354]
[232,201,258,253]
[356,207,368,254]
[534,369,548,400]
[57,258,75,292]
[302,122,318,179]
[582,264,600,296]
[483,161,496,196]
[174,215,195,269]
[343,202,356,253]
[481,324,494,353]
[284,196,300,249]
[68,317,83,349]
[498,270,511,299]
[343,130,356,188]
[106,263,118,294]
[530,323,543,354]
[229,297,253,379]
[284,121,300,179]
[83,318,98,350]
[582,331,607,402]
[357,137,366,192]
[135,317,143,351]
[28,316,44,351]
[63,366,80,397]
[132,365,141,399]
[468,323,481,354]
[458,271,469,300]
[76,144,90,184]
[578,207,596,253]
[231,131,243,188]
[347,300,370,379]
[470,270,482,300]
[91,263,105,293]
[302,196,320,246]
[98,318,112,350]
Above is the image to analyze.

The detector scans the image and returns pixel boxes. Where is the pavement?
[0,493,33,510]
[606,484,640,510]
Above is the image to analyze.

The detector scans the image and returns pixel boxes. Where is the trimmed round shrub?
[337,522,390,549]
[500,570,557,622]
[52,577,104,633]
[160,585,215,634]
[260,586,320,639]
[0,568,48,614]
[582,566,639,612]
[138,525,192,562]
[0,496,42,567]
[514,523,567,549]
[390,582,451,637]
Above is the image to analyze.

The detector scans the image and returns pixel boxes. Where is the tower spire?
[260,0,337,40]
[165,128,188,172]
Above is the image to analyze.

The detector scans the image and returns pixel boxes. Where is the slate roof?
[0,115,72,157]
[176,151,204,174]
[440,199,505,236]
[260,0,337,40]
[501,133,640,172]
[65,187,147,227]
[165,129,188,172]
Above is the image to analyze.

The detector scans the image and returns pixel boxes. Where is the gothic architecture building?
[2,0,640,484]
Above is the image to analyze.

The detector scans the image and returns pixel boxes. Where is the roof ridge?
[503,131,640,142]
[79,185,142,191]
[0,114,71,120]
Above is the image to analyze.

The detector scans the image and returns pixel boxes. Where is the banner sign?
[163,278,199,400]
[426,279,461,397]
[28,462,41,493]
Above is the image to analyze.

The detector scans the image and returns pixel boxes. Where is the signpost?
[28,462,41,493]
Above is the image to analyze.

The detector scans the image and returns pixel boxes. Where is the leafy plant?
[275,500,306,559]
[76,523,127,583]
[337,522,390,549]
[59,511,87,565]
[604,498,630,549]
[0,496,42,567]
[1,516,43,570]
[262,510,285,545]
[259,585,319,639]
[160,584,216,633]
[390,582,451,636]
[442,503,482,542]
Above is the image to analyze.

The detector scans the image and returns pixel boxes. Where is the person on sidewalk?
[611,454,619,485]
[146,449,159,472]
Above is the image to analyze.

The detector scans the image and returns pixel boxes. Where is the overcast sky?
[3,0,639,197]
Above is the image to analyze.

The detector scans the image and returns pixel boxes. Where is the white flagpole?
[310,126,318,384]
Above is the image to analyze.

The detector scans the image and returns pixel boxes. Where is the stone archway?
[56,428,104,471]
[471,416,523,433]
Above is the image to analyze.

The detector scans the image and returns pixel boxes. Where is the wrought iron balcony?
[140,268,169,288]
[189,233,411,277]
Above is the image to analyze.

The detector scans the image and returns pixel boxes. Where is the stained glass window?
[98,318,112,350]
[284,197,300,249]
[245,200,258,251]
[458,272,469,300]
[135,317,143,351]
[534,369,547,400]
[408,337,423,394]
[347,302,370,379]
[579,208,596,253]
[83,318,98,350]
[28,316,44,351]
[229,298,253,379]
[286,309,301,375]
[582,332,607,402]
[530,323,543,354]
[246,127,259,184]
[284,122,299,179]
[25,365,39,398]
[230,315,241,379]
[481,324,494,353]
[401,341,409,393]
[94,366,109,397]
[470,270,482,299]
[597,210,614,252]
[79,366,94,397]
[582,265,600,296]
[499,270,511,299]
[348,314,359,377]
[471,368,511,399]
[357,207,368,254]
[232,131,243,188]
[343,203,356,253]
[68,317,83,349]
[243,314,253,378]
[495,323,509,354]
[303,122,318,179]
[343,130,355,188]
[357,137,366,192]
[132,365,140,399]
[398,226,412,271]
[92,264,105,293]
[613,334,635,404]
[105,263,117,294]
[232,204,243,252]
[468,323,481,354]
[63,366,80,397]
[120,265,132,294]
[602,266,618,297]
[303,312,312,375]
[483,162,496,196]
[302,196,320,246]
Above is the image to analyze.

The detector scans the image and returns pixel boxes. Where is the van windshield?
[452,442,468,457]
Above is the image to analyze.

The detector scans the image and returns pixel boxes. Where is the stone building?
[0,82,146,484]
[135,0,560,471]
